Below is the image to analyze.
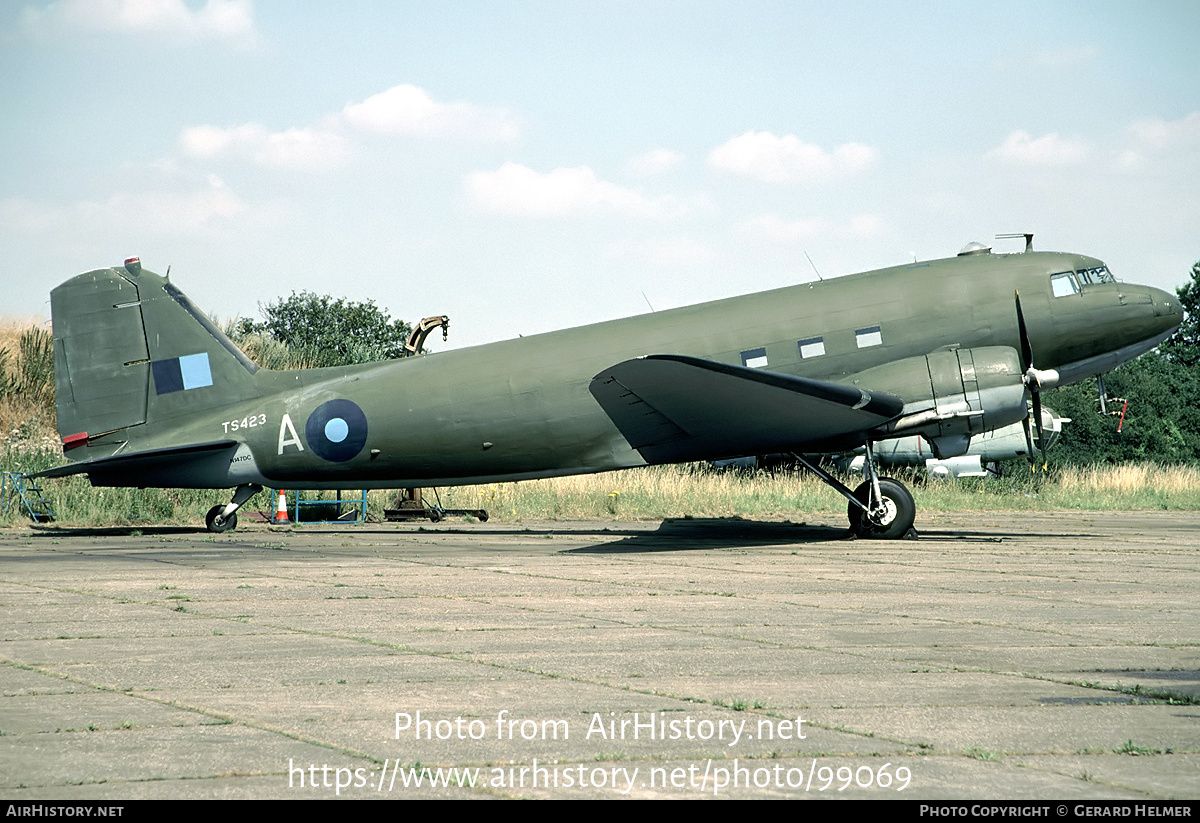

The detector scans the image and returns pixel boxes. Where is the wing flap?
[590,355,902,463]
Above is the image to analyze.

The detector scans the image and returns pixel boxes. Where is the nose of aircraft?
[1149,284,1181,318]
[1143,285,1184,344]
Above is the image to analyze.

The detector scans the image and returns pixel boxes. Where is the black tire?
[847,477,915,539]
[206,505,237,533]
[477,510,489,522]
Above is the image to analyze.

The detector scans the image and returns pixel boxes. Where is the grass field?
[4,456,1200,528]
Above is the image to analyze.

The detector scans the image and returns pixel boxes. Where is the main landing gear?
[205,483,262,533]
[792,444,917,539]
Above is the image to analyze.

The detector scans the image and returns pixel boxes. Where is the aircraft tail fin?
[52,258,261,448]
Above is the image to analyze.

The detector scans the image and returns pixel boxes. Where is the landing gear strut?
[205,483,262,533]
[792,443,917,539]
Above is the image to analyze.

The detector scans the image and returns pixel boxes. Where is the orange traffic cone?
[272,489,291,525]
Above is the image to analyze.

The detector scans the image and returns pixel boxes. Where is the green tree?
[1159,260,1200,367]
[1046,355,1200,465]
[237,291,412,368]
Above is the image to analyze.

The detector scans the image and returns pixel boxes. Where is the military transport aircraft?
[34,240,1180,538]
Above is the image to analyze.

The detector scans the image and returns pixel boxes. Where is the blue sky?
[2,0,1197,347]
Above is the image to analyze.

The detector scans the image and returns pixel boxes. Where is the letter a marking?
[279,413,304,454]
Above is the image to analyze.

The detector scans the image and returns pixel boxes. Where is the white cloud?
[105,174,246,229]
[465,163,688,219]
[989,130,1091,165]
[708,131,878,183]
[176,84,516,171]
[626,148,685,177]
[1,174,245,236]
[1116,112,1200,172]
[254,126,348,169]
[179,123,348,169]
[23,0,254,41]
[341,84,519,142]
[738,213,884,243]
[1128,112,1200,150]
[180,123,260,158]
[0,197,63,234]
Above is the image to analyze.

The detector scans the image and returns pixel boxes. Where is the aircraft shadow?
[563,517,850,554]
[29,525,212,537]
[23,520,1097,548]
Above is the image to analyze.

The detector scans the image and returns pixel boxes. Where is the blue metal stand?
[279,489,368,524]
[1,472,56,523]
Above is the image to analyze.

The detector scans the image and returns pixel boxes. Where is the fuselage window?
[741,347,769,369]
[855,326,882,348]
[798,337,825,358]
[1051,272,1079,297]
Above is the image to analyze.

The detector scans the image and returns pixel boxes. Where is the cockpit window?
[1051,271,1079,297]
[1076,265,1114,284]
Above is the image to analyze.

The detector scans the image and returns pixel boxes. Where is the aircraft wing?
[30,440,238,487]
[590,354,903,463]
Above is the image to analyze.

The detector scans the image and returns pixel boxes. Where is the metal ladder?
[1,471,56,523]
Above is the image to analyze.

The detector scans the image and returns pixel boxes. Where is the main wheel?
[847,477,915,539]
[205,505,238,533]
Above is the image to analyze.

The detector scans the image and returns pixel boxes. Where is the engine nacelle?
[845,346,1028,458]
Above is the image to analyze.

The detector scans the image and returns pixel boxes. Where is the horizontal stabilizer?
[590,355,903,463]
[31,440,237,488]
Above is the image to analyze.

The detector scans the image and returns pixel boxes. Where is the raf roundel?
[304,399,368,462]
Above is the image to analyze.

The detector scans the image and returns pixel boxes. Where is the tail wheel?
[847,477,915,539]
[206,505,237,533]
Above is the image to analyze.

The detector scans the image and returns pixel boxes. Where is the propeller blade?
[1021,409,1037,472]
[1014,290,1034,372]
[1015,290,1048,470]
[1030,391,1048,470]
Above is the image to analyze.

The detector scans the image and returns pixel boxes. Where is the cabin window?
[855,326,882,348]
[1077,265,1113,284]
[1051,271,1079,297]
[740,347,768,369]
[798,337,825,358]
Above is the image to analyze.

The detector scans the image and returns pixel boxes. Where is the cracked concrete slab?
[2,511,1197,799]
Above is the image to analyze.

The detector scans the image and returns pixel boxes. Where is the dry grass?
[0,317,56,445]
[436,466,845,521]
[0,317,44,343]
[1057,463,1200,494]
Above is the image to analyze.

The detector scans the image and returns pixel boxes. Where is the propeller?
[1014,290,1059,470]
